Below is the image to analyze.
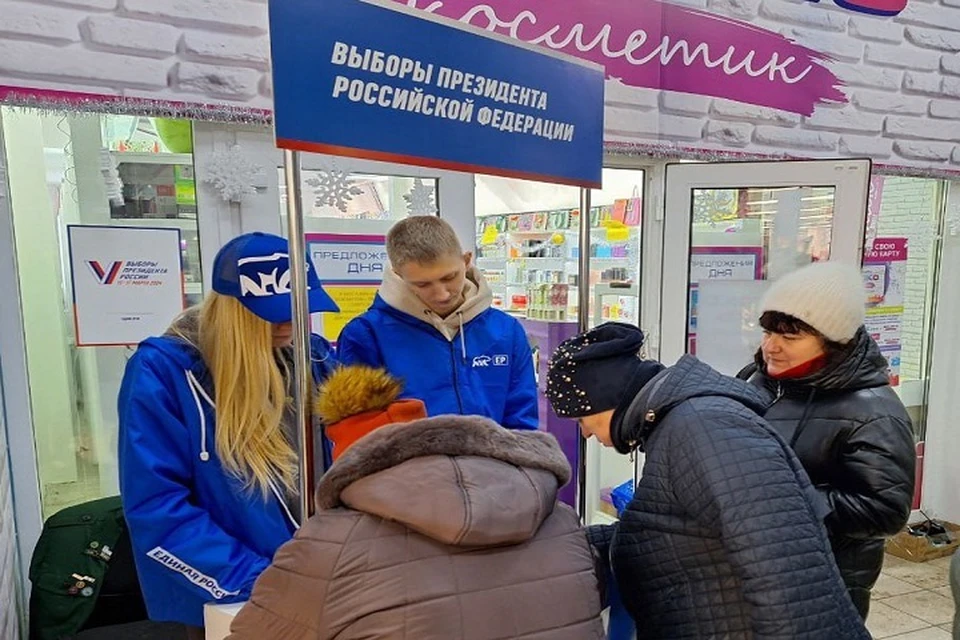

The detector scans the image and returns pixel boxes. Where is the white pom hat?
[759,261,866,344]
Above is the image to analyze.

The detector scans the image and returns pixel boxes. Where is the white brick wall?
[2,0,960,172]
[83,16,181,58]
[0,3,83,44]
[904,26,960,51]
[602,0,960,174]
[0,0,272,108]
[849,17,903,43]
[875,176,940,380]
[853,90,928,116]
[840,134,894,157]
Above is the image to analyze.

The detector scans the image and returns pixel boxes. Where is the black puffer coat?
[591,356,871,639]
[739,328,916,618]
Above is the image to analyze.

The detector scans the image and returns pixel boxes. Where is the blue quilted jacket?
[590,356,871,640]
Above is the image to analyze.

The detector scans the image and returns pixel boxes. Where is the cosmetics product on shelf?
[477,200,641,328]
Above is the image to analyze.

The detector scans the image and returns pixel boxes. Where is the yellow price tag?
[481,226,499,245]
[603,220,629,242]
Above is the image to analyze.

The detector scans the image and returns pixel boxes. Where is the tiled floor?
[869,554,956,639]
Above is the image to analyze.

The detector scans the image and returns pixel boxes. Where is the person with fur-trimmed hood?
[227,365,604,640]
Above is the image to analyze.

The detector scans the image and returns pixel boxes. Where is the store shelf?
[513,256,569,263]
[479,256,571,263]
[477,203,641,325]
[113,217,197,228]
[481,256,635,265]
[508,230,557,236]
[111,151,194,166]
[560,227,640,236]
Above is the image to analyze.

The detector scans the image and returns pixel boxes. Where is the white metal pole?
[282,149,314,523]
[576,187,592,520]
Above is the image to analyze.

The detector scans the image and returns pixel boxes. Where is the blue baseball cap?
[211,232,339,323]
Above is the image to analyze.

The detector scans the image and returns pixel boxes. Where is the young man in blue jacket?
[337,216,538,430]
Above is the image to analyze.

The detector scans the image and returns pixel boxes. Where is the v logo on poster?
[87,260,124,285]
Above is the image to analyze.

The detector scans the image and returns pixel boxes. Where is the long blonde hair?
[198,293,297,497]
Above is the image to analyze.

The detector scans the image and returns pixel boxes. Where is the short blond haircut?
[386,216,462,268]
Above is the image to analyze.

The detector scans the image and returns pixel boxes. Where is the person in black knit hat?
[547,322,871,640]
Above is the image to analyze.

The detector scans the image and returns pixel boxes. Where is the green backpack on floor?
[29,496,147,640]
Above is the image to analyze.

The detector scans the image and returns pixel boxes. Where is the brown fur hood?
[314,416,572,547]
[315,365,403,425]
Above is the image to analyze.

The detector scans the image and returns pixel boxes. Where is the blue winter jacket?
[337,268,538,430]
[117,313,336,627]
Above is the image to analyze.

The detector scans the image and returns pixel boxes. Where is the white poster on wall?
[690,252,761,282]
[68,225,184,347]
[695,280,770,376]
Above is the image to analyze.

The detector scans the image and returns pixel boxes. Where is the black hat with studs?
[546,322,664,419]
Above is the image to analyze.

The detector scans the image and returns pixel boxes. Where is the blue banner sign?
[269,0,605,188]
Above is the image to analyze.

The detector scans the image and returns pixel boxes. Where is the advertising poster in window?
[687,246,764,356]
[306,233,387,342]
[68,225,185,347]
[863,238,908,387]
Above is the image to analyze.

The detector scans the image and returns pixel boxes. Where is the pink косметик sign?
[399,0,848,116]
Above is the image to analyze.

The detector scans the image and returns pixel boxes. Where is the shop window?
[278,168,438,222]
[475,169,647,522]
[586,168,646,525]
[474,175,581,316]
[682,176,942,439]
[1,108,202,518]
[686,186,838,366]
[867,176,944,439]
[474,171,646,321]
[272,159,445,346]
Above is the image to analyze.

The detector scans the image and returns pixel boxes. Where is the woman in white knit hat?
[738,260,916,620]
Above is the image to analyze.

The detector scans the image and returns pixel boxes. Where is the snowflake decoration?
[693,189,739,224]
[99,148,124,206]
[202,144,265,203]
[403,178,437,216]
[305,169,363,213]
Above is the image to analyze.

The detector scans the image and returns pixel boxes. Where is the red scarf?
[769,354,829,380]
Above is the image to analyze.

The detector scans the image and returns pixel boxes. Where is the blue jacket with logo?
[337,268,538,430]
[117,314,336,627]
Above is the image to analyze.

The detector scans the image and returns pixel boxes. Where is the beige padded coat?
[227,415,604,640]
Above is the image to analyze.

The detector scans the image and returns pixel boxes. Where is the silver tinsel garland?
[0,89,272,126]
[3,88,959,182]
[604,141,960,181]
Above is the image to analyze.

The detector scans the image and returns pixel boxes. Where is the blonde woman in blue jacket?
[118,233,338,636]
